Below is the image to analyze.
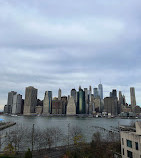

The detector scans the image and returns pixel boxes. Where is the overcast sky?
[0,0,141,109]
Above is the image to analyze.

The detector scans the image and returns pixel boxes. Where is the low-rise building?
[120,121,141,158]
[36,106,43,114]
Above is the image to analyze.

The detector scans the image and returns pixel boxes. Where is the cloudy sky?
[0,0,141,109]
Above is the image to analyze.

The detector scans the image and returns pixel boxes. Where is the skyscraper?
[89,86,92,101]
[94,88,99,98]
[77,88,85,114]
[43,91,52,115]
[23,86,38,115]
[61,96,67,114]
[71,89,77,104]
[130,87,136,110]
[98,84,103,100]
[58,88,61,100]
[111,89,117,98]
[84,88,89,114]
[67,96,76,115]
[104,97,118,116]
[12,94,22,114]
[7,91,17,113]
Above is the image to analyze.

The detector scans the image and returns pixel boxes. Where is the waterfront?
[0,115,138,139]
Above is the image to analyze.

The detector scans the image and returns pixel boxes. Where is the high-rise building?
[104,97,118,116]
[119,91,123,104]
[43,91,52,115]
[71,89,77,104]
[98,84,103,100]
[94,98,101,112]
[4,105,12,114]
[58,88,61,100]
[61,96,67,114]
[111,89,117,98]
[94,88,99,98]
[23,86,38,115]
[123,95,126,106]
[130,87,136,111]
[7,91,17,113]
[67,96,76,115]
[89,86,92,101]
[77,88,85,114]
[12,94,22,114]
[84,88,89,114]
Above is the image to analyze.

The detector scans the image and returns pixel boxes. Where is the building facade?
[77,89,85,114]
[7,91,17,113]
[67,96,76,115]
[23,86,38,115]
[12,94,22,114]
[120,121,141,158]
[71,89,77,104]
[43,91,52,115]
[98,84,103,100]
[94,88,99,98]
[52,100,63,114]
[104,97,118,116]
[130,87,136,111]
[58,88,61,100]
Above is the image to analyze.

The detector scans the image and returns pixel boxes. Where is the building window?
[127,140,132,148]
[123,148,124,155]
[127,150,133,158]
[122,138,124,145]
[135,142,139,150]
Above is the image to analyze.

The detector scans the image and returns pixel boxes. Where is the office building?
[89,86,92,102]
[23,86,38,115]
[84,88,89,114]
[4,105,12,114]
[7,91,17,113]
[61,96,67,114]
[94,98,101,113]
[43,91,52,115]
[120,121,141,158]
[110,89,117,98]
[67,96,76,115]
[58,88,61,100]
[77,88,85,114]
[104,97,118,116]
[52,100,63,114]
[130,87,136,111]
[12,94,22,114]
[98,84,103,100]
[71,89,77,104]
[94,88,99,98]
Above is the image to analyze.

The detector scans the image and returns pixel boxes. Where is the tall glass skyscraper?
[43,91,52,114]
[98,84,103,100]
[77,88,85,114]
[94,88,99,98]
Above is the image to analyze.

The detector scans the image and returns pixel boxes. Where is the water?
[0,115,137,136]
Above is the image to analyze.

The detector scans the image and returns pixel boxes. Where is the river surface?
[0,115,138,136]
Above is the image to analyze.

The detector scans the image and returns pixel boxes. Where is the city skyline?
[1,84,141,110]
[0,0,141,109]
